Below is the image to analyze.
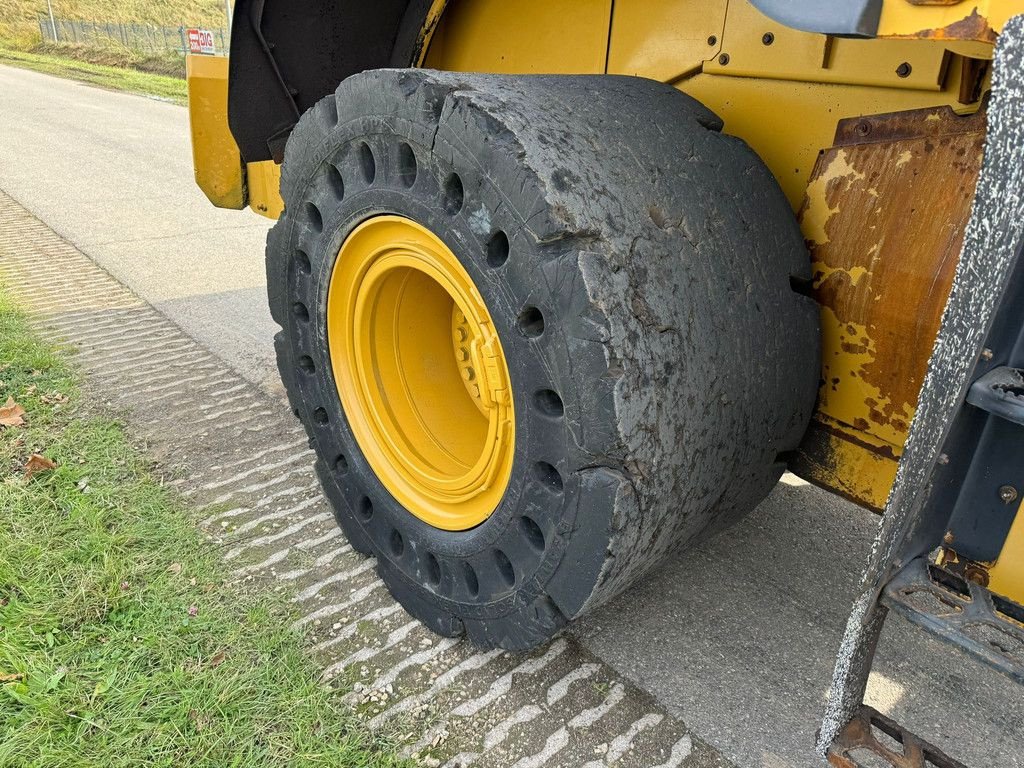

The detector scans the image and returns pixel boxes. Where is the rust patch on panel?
[916,8,999,44]
[795,105,985,509]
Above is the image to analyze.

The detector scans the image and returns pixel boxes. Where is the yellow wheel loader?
[186,2,1024,765]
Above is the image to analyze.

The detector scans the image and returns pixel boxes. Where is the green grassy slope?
[1,0,227,36]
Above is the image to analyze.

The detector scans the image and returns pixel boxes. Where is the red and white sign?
[187,28,216,55]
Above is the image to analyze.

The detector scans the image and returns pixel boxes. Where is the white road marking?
[322,619,420,679]
[547,663,600,705]
[510,729,571,768]
[580,713,664,767]
[231,548,290,578]
[207,466,313,506]
[84,351,205,381]
[208,440,311,473]
[88,344,203,376]
[440,705,545,766]
[137,370,232,397]
[295,528,343,550]
[484,705,544,750]
[511,684,626,768]
[312,603,403,652]
[569,683,626,728]
[277,545,352,580]
[193,388,255,411]
[224,510,332,560]
[452,640,567,717]
[293,580,384,630]
[200,481,319,527]
[187,451,306,495]
[68,319,172,345]
[649,735,694,768]
[339,636,460,707]
[195,401,262,422]
[221,494,323,535]
[368,648,505,728]
[85,334,193,363]
[293,558,376,601]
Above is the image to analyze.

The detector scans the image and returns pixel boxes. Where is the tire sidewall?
[283,120,587,618]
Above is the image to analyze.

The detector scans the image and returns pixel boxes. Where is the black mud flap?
[819,13,1024,767]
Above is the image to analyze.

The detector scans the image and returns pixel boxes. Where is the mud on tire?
[266,69,820,650]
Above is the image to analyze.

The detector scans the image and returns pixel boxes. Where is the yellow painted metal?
[604,2,991,208]
[702,2,952,91]
[678,63,981,209]
[990,500,1024,606]
[245,161,284,219]
[792,418,900,509]
[185,54,246,210]
[423,0,612,73]
[877,0,1020,43]
[607,0,727,82]
[412,0,450,66]
[327,216,515,531]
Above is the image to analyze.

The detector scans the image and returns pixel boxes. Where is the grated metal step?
[827,706,967,768]
[882,557,1024,684]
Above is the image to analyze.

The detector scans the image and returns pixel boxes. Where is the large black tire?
[267,69,819,650]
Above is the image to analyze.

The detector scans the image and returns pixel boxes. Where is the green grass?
[0,288,406,767]
[0,0,225,95]
[0,0,226,35]
[0,46,186,102]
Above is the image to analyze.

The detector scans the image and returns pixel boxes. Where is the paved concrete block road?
[1,65,1022,767]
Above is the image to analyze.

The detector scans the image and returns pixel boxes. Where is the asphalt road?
[2,65,1021,768]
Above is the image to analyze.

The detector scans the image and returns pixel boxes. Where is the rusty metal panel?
[794,105,985,510]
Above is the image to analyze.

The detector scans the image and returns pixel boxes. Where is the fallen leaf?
[24,453,57,480]
[167,563,183,575]
[0,397,26,428]
[208,651,227,669]
[0,672,25,683]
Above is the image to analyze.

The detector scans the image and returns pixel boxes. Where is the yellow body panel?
[702,2,952,92]
[789,419,899,510]
[423,0,612,73]
[607,0,727,82]
[246,161,284,219]
[989,500,1024,605]
[185,55,246,210]
[676,65,979,210]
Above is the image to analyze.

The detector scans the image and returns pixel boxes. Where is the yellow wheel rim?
[327,216,515,531]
